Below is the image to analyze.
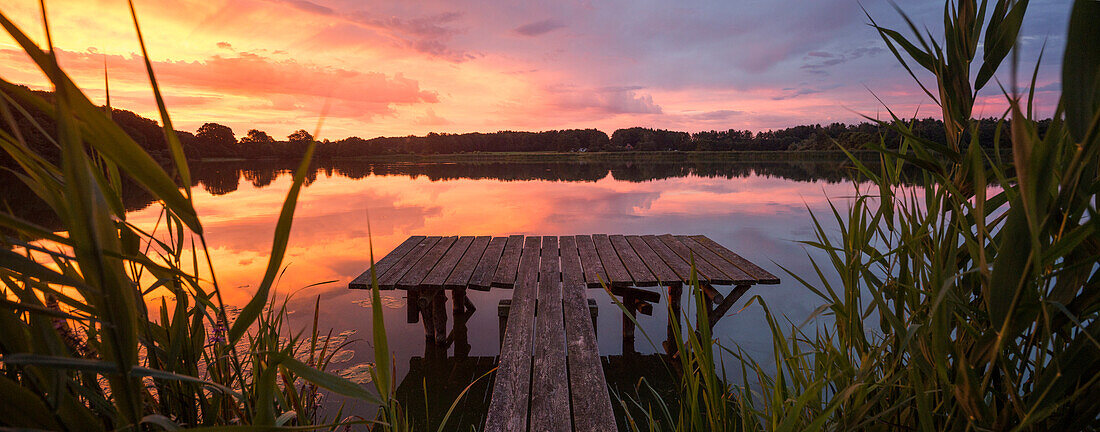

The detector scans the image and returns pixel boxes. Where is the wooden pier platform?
[349,234,778,432]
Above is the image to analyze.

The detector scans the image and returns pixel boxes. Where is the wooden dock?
[350,234,778,432]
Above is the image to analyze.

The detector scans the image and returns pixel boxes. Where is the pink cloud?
[1,47,440,119]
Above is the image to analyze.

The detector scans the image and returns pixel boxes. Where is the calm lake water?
[122,159,858,427]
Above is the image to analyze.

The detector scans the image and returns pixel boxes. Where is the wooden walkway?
[349,234,778,432]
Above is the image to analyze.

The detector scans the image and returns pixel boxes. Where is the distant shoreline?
[195,150,883,163]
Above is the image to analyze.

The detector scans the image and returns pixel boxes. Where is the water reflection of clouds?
[121,162,860,414]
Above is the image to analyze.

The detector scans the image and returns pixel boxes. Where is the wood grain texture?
[626,235,680,287]
[491,235,526,288]
[561,236,616,432]
[468,236,509,290]
[396,236,458,289]
[575,235,607,288]
[530,236,570,432]
[675,235,754,284]
[656,234,730,284]
[421,236,474,288]
[690,235,780,284]
[484,236,541,432]
[348,236,425,289]
[641,235,695,284]
[610,235,657,286]
[444,236,492,289]
[592,234,633,287]
[376,236,441,289]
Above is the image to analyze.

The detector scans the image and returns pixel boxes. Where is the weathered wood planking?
[445,236,493,289]
[530,236,569,432]
[690,235,780,284]
[656,234,731,284]
[349,236,425,289]
[575,235,607,288]
[396,236,458,289]
[675,235,754,284]
[421,236,475,288]
[609,235,657,286]
[640,235,695,283]
[468,236,509,290]
[625,235,680,287]
[484,236,541,432]
[592,234,633,287]
[560,236,617,432]
[376,236,441,289]
[491,235,526,288]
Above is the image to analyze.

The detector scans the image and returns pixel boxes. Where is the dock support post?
[665,284,682,356]
[407,288,420,324]
[418,288,448,345]
[588,298,598,339]
[497,299,511,349]
[432,289,447,345]
[622,292,637,355]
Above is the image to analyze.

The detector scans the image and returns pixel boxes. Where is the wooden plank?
[592,234,633,287]
[491,235,526,288]
[377,236,441,289]
[626,235,681,287]
[610,235,657,286]
[396,236,458,289]
[559,236,584,289]
[444,236,492,289]
[656,234,731,284]
[690,235,780,284]
[560,236,616,432]
[530,236,569,432]
[676,235,755,284]
[575,235,607,288]
[468,236,509,290]
[641,235,695,284]
[485,236,542,432]
[349,236,425,289]
[421,236,475,288]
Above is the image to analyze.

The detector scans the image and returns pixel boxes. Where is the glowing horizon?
[0,0,1068,141]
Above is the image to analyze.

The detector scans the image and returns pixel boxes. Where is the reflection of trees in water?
[242,167,281,188]
[2,159,871,233]
[191,164,241,196]
[330,160,866,184]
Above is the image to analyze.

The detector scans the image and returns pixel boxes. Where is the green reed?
[0,2,413,429]
[619,1,1099,430]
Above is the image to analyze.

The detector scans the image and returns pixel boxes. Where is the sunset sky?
[0,0,1071,140]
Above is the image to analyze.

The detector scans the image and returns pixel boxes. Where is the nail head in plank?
[491,235,526,288]
[377,236,441,289]
[444,236,492,289]
[562,275,616,432]
[592,234,633,287]
[349,235,424,289]
[575,235,606,288]
[396,236,458,289]
[468,236,509,290]
[690,235,780,284]
[484,236,541,432]
[530,236,569,432]
[609,235,657,286]
[421,236,475,288]
[625,235,681,287]
[676,235,755,284]
[641,235,695,284]
[656,234,730,284]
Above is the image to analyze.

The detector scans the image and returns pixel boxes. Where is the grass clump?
[0,3,409,430]
[622,1,1100,430]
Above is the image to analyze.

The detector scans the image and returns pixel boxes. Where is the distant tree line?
[1,86,1039,166]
